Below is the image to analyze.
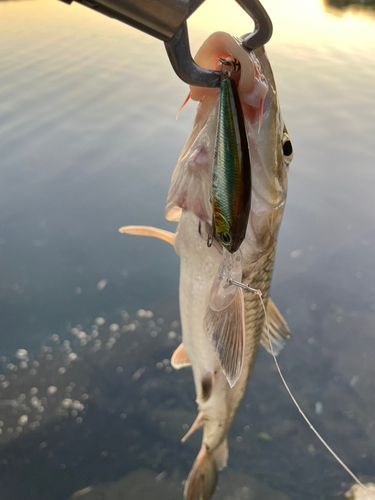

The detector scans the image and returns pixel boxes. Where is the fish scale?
[225,248,275,422]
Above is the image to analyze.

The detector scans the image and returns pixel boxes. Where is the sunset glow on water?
[0,1,375,499]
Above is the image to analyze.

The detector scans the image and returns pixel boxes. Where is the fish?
[120,30,293,500]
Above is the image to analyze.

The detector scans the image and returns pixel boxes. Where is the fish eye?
[221,232,231,244]
[282,133,293,163]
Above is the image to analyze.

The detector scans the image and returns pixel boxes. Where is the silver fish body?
[175,210,276,439]
[168,34,292,500]
[174,215,279,500]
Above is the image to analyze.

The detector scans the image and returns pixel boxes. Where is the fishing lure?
[211,58,251,253]
[209,58,251,312]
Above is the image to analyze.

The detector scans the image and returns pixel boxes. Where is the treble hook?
[198,221,214,247]
[198,221,224,254]
[218,58,241,78]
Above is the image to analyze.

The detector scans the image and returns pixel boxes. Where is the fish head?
[191,32,293,260]
[242,46,293,260]
[166,31,292,261]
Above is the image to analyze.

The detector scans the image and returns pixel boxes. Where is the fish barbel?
[120,31,293,500]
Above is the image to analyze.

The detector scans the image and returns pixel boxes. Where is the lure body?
[212,75,251,253]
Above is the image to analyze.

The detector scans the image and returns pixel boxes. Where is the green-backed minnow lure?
[211,58,251,254]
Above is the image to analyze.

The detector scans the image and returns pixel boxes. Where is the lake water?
[0,0,375,498]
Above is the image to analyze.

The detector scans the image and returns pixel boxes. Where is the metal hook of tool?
[239,0,273,50]
[165,0,272,87]
[59,0,272,87]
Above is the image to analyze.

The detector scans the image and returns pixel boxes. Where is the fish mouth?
[166,31,287,238]
[189,32,268,111]
[190,31,283,201]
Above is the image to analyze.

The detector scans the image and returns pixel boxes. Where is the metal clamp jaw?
[166,0,273,88]
[59,0,272,87]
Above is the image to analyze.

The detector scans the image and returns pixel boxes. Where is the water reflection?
[0,0,375,499]
[323,0,375,15]
[322,0,375,21]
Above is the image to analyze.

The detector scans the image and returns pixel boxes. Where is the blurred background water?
[0,0,375,499]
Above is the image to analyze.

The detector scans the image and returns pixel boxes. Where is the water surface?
[0,0,375,499]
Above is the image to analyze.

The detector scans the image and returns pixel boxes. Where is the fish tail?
[184,445,218,500]
[184,437,228,500]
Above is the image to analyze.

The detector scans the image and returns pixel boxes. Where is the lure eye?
[221,233,231,245]
[282,133,293,163]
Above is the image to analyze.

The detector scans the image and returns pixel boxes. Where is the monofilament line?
[257,292,375,500]
[228,277,375,498]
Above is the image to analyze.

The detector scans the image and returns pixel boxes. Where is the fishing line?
[228,278,374,499]
[256,291,375,500]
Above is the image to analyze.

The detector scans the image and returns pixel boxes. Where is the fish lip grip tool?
[59,0,272,87]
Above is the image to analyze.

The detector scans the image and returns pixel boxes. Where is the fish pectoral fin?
[181,412,206,443]
[184,445,218,500]
[204,289,245,388]
[260,298,292,356]
[118,225,175,246]
[171,344,191,370]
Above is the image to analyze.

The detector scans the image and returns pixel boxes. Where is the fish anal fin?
[213,438,228,471]
[260,298,292,356]
[171,344,191,370]
[204,289,245,388]
[184,445,218,500]
[181,412,205,443]
[118,225,175,246]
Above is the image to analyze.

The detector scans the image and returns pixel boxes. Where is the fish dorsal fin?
[204,289,245,388]
[260,298,291,356]
[171,344,191,370]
